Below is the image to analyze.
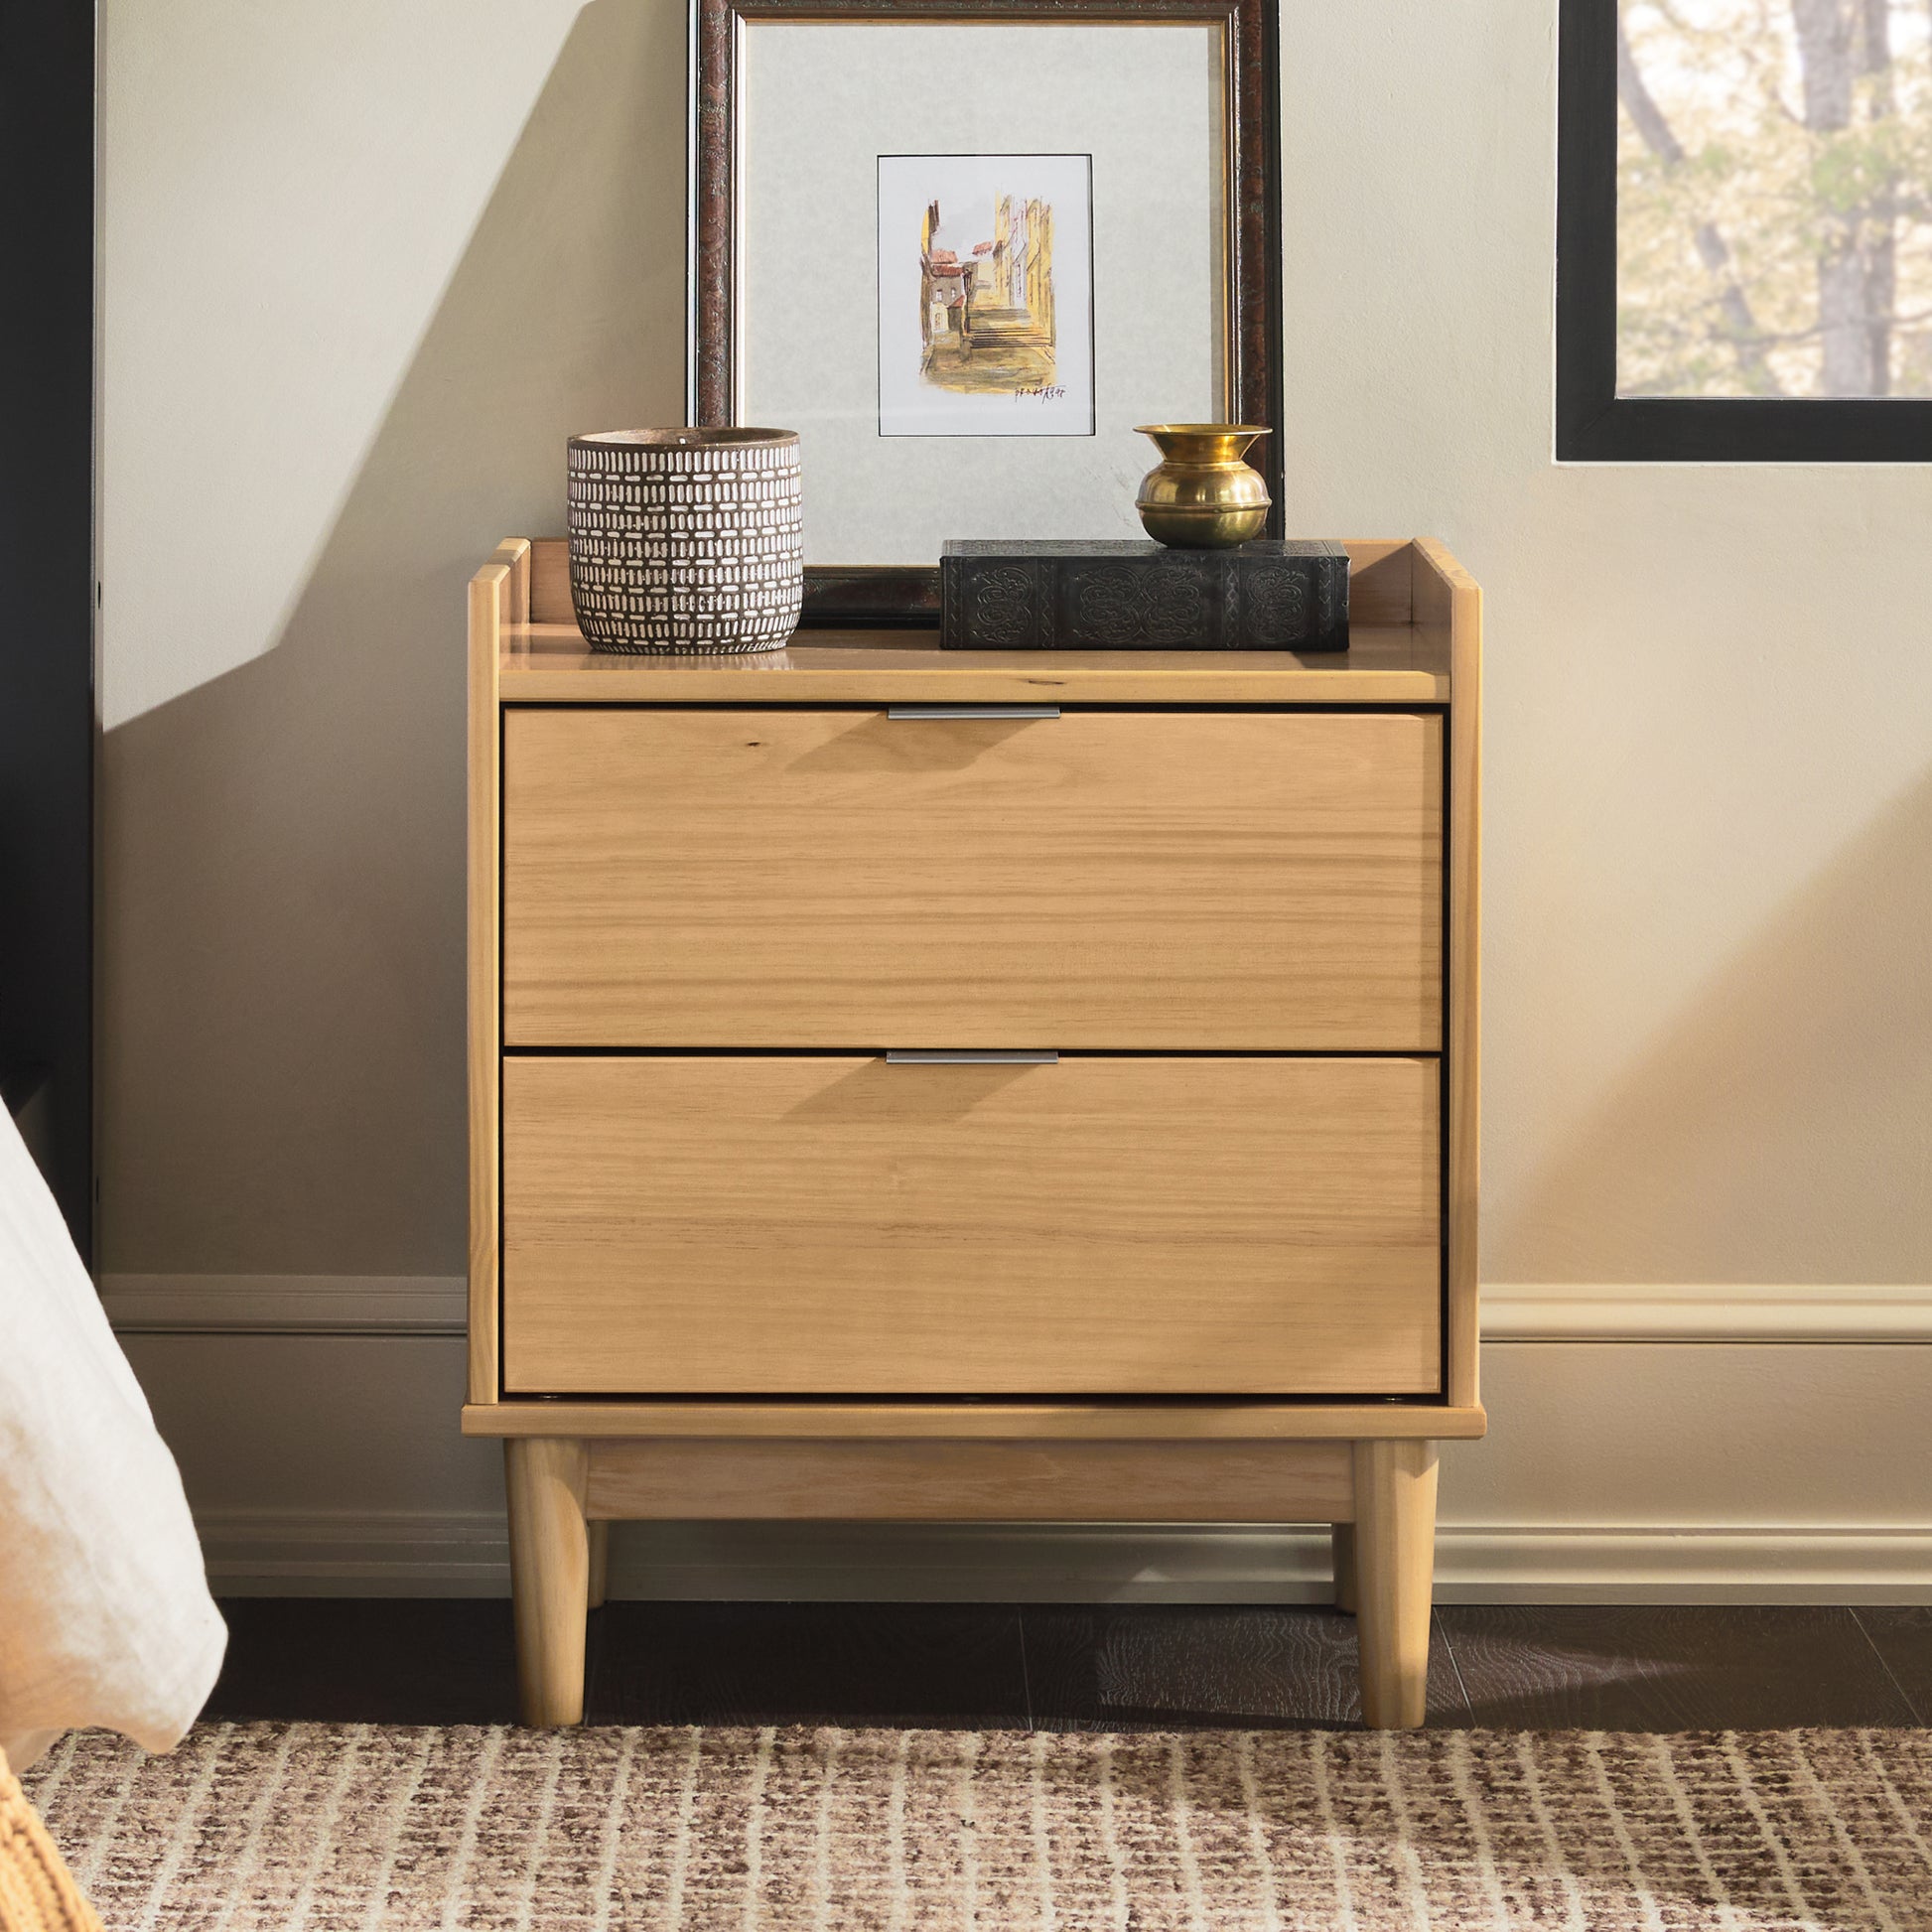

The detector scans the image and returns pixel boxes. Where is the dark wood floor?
[206,1600,1932,1730]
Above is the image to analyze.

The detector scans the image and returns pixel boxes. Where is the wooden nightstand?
[463,536,1481,1728]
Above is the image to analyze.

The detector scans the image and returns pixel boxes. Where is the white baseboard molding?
[195,1510,1932,1603]
[1433,1524,1932,1601]
[198,1511,510,1592]
[101,1274,466,1334]
[106,1275,1932,1342]
[1484,1282,1932,1342]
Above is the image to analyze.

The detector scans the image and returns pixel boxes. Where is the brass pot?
[1133,424,1273,549]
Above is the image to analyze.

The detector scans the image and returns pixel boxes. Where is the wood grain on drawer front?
[501,1055,1442,1396]
[502,709,1442,1050]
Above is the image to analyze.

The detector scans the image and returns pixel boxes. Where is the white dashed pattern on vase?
[567,428,803,654]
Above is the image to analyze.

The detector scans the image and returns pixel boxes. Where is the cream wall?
[98,0,1932,1595]
[1272,11,1932,1288]
[98,0,686,1274]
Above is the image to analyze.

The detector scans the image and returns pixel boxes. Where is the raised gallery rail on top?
[493,537,1450,704]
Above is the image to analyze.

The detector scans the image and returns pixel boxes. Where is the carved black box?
[939,540,1349,652]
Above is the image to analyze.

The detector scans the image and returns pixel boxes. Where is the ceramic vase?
[567,427,803,653]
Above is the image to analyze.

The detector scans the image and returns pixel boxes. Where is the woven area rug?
[23,1723,1932,1929]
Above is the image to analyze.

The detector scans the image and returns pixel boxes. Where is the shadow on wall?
[1492,764,1932,1286]
[99,1,687,1274]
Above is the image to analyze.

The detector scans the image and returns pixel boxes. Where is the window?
[1557,0,1932,458]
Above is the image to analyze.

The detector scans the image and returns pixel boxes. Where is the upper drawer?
[502,707,1443,1049]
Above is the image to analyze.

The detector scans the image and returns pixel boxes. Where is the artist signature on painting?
[1016,384,1068,400]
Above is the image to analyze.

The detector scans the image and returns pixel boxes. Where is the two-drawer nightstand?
[464,536,1480,1728]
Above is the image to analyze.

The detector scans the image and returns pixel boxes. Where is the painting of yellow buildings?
[878,153,1093,438]
[918,191,1058,395]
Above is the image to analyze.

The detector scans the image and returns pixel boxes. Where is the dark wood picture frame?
[1557,0,1932,463]
[689,0,1284,622]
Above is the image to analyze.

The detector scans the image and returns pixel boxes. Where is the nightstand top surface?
[497,621,1450,704]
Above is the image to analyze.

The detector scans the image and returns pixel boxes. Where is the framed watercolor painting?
[877,153,1096,441]
[689,0,1283,622]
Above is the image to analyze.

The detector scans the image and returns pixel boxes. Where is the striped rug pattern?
[23,1723,1932,1929]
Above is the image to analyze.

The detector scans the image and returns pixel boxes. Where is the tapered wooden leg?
[504,1437,590,1726]
[587,1519,610,1611]
[1331,1523,1358,1615]
[1351,1439,1439,1729]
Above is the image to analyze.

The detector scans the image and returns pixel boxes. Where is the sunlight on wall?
[99,0,604,728]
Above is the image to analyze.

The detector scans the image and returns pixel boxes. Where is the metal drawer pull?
[885,1050,1059,1065]
[886,705,1060,720]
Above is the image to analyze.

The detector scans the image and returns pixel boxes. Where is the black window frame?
[1,0,97,1262]
[1557,0,1932,462]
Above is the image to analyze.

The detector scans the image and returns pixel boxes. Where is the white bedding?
[0,1105,224,1769]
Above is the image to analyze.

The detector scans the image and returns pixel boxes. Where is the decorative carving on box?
[970,563,1051,649]
[567,429,802,654]
[940,540,1348,651]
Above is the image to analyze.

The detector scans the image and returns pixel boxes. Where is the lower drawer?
[501,1055,1442,1397]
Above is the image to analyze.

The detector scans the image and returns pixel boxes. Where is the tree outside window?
[1617,0,1932,399]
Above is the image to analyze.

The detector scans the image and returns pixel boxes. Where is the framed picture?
[689,0,1283,622]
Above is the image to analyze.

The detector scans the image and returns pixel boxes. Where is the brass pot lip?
[571,426,799,450]
[1133,422,1272,438]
